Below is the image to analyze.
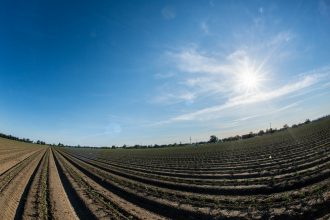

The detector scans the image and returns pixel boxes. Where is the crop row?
[53,148,132,219]
[54,146,330,219]
[0,149,43,192]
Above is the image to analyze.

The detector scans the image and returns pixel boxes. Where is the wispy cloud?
[149,70,326,125]
[323,81,330,87]
[269,31,296,45]
[200,22,209,35]
[233,101,302,122]
[319,0,330,18]
[154,72,175,79]
[161,6,176,20]
[151,49,237,104]
[152,43,330,108]
[167,49,231,74]
[151,91,196,105]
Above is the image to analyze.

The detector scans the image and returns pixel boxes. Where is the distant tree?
[41,141,45,145]
[258,130,264,136]
[37,140,41,144]
[234,135,240,140]
[292,124,298,128]
[123,144,127,149]
[134,145,140,149]
[209,135,218,143]
[112,145,116,149]
[304,119,311,124]
[283,124,288,129]
[173,143,178,147]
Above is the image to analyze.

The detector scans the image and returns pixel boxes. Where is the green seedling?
[230,200,237,206]
[315,186,322,193]
[282,194,289,202]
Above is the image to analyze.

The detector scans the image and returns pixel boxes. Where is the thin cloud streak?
[233,101,302,122]
[167,50,232,74]
[323,82,330,87]
[154,73,175,79]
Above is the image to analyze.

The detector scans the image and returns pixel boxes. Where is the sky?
[1,0,330,147]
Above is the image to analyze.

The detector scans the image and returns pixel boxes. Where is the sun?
[232,58,268,94]
[236,72,262,93]
[242,73,257,88]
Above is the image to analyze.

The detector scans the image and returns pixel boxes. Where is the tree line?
[0,118,315,149]
[208,119,311,143]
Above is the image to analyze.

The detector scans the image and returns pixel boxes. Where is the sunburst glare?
[241,72,260,92]
[234,66,265,94]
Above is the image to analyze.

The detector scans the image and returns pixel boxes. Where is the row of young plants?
[0,149,43,192]
[54,117,330,219]
[0,149,39,165]
[112,136,328,167]
[55,148,221,219]
[55,147,330,209]
[60,146,330,201]
[0,147,33,157]
[65,141,330,186]
[73,127,329,174]
[90,124,329,167]
[39,149,49,219]
[104,138,329,170]
[53,149,132,220]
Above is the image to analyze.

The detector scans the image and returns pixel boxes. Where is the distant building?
[242,134,252,139]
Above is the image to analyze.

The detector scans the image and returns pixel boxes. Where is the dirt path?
[0,148,46,220]
[49,149,78,220]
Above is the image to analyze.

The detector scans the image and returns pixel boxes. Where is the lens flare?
[237,71,262,94]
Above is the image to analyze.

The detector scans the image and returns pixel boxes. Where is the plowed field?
[0,117,329,219]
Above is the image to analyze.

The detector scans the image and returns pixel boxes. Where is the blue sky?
[1,0,330,147]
